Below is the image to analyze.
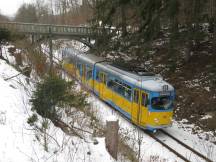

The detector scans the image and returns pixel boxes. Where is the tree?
[34,0,51,24]
[0,13,9,22]
[91,0,213,64]
[30,75,87,119]
[15,3,38,23]
[0,28,10,59]
[29,75,88,144]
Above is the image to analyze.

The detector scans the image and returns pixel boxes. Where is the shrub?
[30,75,87,120]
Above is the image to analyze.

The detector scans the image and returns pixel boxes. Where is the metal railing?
[0,22,103,37]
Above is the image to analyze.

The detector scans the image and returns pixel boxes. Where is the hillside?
[148,39,216,136]
[0,46,117,162]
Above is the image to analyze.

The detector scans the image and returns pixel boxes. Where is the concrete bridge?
[0,22,108,47]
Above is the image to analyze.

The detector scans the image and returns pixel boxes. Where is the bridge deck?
[0,22,103,37]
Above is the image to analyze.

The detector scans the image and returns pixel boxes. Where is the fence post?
[105,116,119,160]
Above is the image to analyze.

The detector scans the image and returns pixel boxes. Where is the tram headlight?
[154,118,159,123]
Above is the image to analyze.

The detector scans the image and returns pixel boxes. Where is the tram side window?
[69,57,73,64]
[124,88,132,101]
[99,73,103,82]
[86,66,93,80]
[133,90,139,103]
[107,80,115,89]
[141,93,148,106]
[103,74,107,84]
[96,71,100,81]
[108,79,132,101]
[77,63,82,75]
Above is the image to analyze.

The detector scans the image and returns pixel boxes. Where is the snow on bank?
[0,58,115,162]
[0,60,35,162]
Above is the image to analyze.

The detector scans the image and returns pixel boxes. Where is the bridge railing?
[0,22,105,37]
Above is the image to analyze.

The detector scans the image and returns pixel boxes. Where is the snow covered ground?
[0,46,115,162]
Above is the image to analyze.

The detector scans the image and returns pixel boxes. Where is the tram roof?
[64,49,174,92]
[99,62,157,82]
[77,54,105,64]
[75,53,159,81]
[100,62,174,92]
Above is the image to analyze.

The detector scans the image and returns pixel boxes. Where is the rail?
[144,130,213,162]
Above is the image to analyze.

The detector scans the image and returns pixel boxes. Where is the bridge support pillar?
[49,38,53,74]
[87,37,91,44]
[48,26,53,74]
[31,34,34,44]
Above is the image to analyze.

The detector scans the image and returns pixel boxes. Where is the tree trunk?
[185,40,192,62]
[121,4,127,37]
[0,46,2,58]
[213,0,216,55]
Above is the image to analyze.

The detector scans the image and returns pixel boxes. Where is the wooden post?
[105,117,119,160]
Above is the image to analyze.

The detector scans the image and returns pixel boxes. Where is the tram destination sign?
[160,91,171,96]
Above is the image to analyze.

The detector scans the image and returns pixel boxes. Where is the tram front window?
[151,96,172,110]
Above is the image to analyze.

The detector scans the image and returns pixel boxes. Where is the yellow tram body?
[62,49,175,131]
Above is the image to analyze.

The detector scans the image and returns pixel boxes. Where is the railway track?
[145,130,213,162]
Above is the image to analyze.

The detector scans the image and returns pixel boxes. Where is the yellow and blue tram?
[62,48,175,131]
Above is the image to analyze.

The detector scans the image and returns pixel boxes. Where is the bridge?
[0,22,102,37]
[0,21,110,71]
[0,22,109,47]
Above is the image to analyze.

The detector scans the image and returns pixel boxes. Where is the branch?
[4,72,22,81]
[4,68,30,81]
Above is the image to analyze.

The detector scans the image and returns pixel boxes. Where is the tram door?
[132,89,141,124]
[99,72,107,99]
[132,89,148,125]
[139,91,148,125]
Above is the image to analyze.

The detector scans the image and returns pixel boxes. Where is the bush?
[27,113,38,126]
[30,75,87,119]
[0,28,10,44]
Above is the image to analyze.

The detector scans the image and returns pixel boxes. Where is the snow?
[0,60,35,162]
[201,115,213,120]
[0,48,115,162]
[204,87,210,92]
[106,115,118,122]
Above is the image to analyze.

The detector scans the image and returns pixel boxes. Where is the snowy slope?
[0,56,115,162]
